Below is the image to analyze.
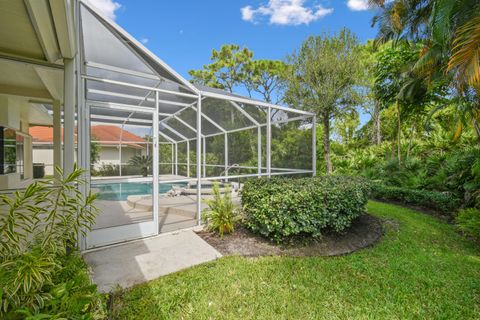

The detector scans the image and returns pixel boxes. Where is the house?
[0,0,315,250]
[29,125,147,176]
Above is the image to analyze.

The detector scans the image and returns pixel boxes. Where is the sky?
[88,0,378,79]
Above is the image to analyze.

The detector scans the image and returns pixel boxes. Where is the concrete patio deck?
[93,193,241,232]
[83,229,222,293]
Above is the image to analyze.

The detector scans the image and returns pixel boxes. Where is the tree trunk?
[473,119,480,145]
[396,101,402,166]
[322,115,332,174]
[373,101,381,145]
[406,123,416,160]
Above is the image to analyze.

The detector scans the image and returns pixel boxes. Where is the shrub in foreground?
[0,166,106,319]
[370,183,460,214]
[241,176,370,242]
[456,208,480,241]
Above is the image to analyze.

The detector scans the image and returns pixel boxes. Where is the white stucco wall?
[33,145,145,173]
[32,147,55,175]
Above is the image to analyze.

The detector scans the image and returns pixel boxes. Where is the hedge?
[370,183,460,214]
[240,176,370,242]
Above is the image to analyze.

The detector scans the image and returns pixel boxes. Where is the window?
[0,127,25,178]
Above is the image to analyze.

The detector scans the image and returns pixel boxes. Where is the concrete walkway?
[83,230,222,293]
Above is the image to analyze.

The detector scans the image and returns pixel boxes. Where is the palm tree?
[370,0,480,142]
[128,155,152,177]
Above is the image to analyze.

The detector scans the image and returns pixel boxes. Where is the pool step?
[126,195,152,211]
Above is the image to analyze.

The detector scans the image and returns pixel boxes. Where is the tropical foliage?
[0,166,105,319]
[370,0,480,142]
[455,208,480,240]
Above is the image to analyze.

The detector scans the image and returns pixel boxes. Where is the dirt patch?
[197,214,384,257]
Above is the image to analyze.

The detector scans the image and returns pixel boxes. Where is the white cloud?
[88,0,122,20]
[241,6,255,21]
[347,0,369,11]
[140,38,149,44]
[241,0,333,26]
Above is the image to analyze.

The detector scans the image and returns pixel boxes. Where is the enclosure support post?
[153,92,160,235]
[187,140,190,177]
[224,133,228,181]
[53,100,62,179]
[312,115,317,177]
[257,127,262,176]
[202,137,206,178]
[196,96,202,224]
[174,142,178,176]
[119,130,122,176]
[266,107,271,178]
[74,0,86,251]
[63,58,75,176]
[171,143,174,175]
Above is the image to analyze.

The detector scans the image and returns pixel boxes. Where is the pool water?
[95,182,187,201]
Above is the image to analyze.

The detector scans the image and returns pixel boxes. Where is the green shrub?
[202,183,238,237]
[455,208,480,240]
[9,252,107,320]
[370,183,460,214]
[92,163,143,177]
[240,176,370,243]
[0,166,106,319]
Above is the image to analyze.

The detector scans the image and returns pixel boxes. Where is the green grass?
[111,201,480,319]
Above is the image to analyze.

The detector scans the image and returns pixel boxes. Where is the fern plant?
[0,165,100,317]
[202,183,238,238]
[456,208,480,241]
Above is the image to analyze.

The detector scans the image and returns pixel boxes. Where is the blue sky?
[90,0,378,79]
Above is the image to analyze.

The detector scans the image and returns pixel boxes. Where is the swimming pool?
[94,182,187,201]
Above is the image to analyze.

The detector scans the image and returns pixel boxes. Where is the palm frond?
[413,43,444,77]
[448,15,480,88]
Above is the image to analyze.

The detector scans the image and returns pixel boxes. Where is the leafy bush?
[455,208,480,240]
[11,253,107,320]
[334,141,480,209]
[202,183,238,237]
[0,166,106,319]
[370,183,460,214]
[241,176,370,243]
[426,147,480,208]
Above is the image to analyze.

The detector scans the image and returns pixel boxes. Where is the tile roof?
[29,125,146,148]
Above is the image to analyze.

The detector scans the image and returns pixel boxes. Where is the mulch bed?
[196,214,384,257]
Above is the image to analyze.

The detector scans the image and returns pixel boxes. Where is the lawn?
[111,201,480,319]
